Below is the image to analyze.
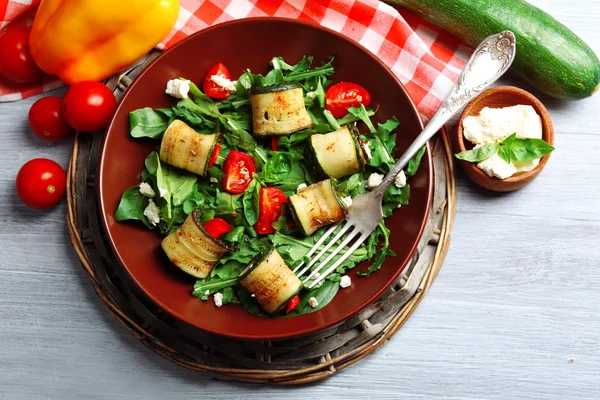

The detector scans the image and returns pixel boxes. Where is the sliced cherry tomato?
[271,137,278,152]
[62,81,117,133]
[285,295,300,314]
[16,158,66,209]
[208,143,221,168]
[203,217,232,238]
[0,28,43,83]
[203,63,232,99]
[28,96,75,141]
[254,187,287,235]
[325,82,371,118]
[222,150,256,194]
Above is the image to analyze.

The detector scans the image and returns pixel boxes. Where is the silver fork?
[294,31,517,288]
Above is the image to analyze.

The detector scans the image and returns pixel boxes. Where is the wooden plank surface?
[1,1,599,398]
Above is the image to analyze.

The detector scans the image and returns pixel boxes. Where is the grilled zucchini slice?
[307,125,369,179]
[288,179,347,236]
[249,82,313,136]
[239,247,303,315]
[161,211,234,279]
[159,119,218,176]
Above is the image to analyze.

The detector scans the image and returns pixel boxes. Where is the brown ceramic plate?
[98,18,433,340]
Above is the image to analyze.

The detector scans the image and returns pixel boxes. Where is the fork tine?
[296,221,353,278]
[303,227,359,283]
[292,222,341,273]
[308,232,369,289]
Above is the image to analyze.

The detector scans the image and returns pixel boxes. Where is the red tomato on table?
[28,96,74,141]
[222,150,256,194]
[203,217,232,239]
[16,158,66,209]
[325,82,371,118]
[203,63,232,99]
[254,187,287,235]
[62,81,117,132]
[0,28,43,83]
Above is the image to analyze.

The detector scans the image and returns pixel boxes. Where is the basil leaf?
[242,180,260,226]
[455,143,498,162]
[114,186,153,228]
[263,152,297,182]
[129,107,170,139]
[497,144,513,164]
[283,280,339,316]
[406,146,426,177]
[223,226,245,243]
[506,137,555,162]
[501,133,517,146]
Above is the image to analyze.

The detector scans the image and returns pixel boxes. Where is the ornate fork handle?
[373,31,516,197]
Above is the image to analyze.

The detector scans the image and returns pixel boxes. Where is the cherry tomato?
[271,137,278,152]
[208,144,221,168]
[285,295,300,314]
[254,187,287,235]
[0,28,43,83]
[16,158,66,209]
[203,63,232,99]
[28,96,75,141]
[325,82,371,118]
[222,150,257,194]
[203,217,232,239]
[62,81,117,132]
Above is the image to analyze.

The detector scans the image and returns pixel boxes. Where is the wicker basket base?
[66,54,456,384]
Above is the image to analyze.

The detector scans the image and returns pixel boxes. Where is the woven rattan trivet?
[66,53,456,384]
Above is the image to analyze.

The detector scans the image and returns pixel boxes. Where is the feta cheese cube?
[165,79,190,99]
[159,188,168,198]
[211,75,237,92]
[362,142,372,161]
[143,199,161,226]
[138,182,155,197]
[341,196,352,208]
[394,170,407,188]
[306,91,317,99]
[340,275,351,288]
[367,173,384,189]
[213,292,223,308]
[308,297,319,308]
[296,183,308,193]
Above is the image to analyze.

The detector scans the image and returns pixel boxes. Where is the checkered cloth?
[0,0,471,118]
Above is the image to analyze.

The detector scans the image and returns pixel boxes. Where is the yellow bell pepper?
[29,0,180,84]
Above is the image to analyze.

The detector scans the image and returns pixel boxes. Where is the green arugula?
[129,107,171,139]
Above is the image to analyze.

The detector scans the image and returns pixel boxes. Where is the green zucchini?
[307,125,369,179]
[239,247,303,314]
[388,0,600,100]
[249,84,313,136]
[161,211,234,279]
[289,179,347,236]
[159,119,218,176]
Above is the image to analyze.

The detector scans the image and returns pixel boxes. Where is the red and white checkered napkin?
[0,0,471,118]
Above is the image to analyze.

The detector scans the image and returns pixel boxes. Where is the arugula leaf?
[368,117,398,171]
[223,226,245,243]
[114,186,153,228]
[406,146,426,177]
[210,190,243,216]
[323,110,341,130]
[263,68,284,85]
[282,56,335,82]
[336,108,375,126]
[277,130,313,150]
[357,221,395,277]
[192,277,238,300]
[242,179,260,226]
[347,104,376,133]
[129,107,170,139]
[455,143,499,162]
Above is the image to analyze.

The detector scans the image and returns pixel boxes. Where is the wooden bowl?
[453,86,554,192]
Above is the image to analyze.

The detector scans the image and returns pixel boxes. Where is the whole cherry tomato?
[203,217,232,239]
[0,28,43,83]
[203,63,232,99]
[325,82,371,118]
[208,144,221,168]
[16,158,66,209]
[62,81,117,132]
[28,96,74,141]
[222,150,257,194]
[254,187,287,235]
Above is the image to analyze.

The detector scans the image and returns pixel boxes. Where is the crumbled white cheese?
[462,105,543,145]
[159,188,168,198]
[138,182,155,197]
[341,196,352,208]
[313,272,320,279]
[394,170,407,188]
[213,292,223,308]
[340,275,351,288]
[143,199,161,226]
[296,183,308,193]
[308,297,319,308]
[211,75,237,92]
[362,142,372,161]
[210,177,218,183]
[367,172,384,189]
[165,79,190,99]
[306,91,317,99]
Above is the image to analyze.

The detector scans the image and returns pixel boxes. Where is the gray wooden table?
[1,1,599,399]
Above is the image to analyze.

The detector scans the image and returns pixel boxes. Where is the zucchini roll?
[239,248,303,314]
[289,179,347,236]
[307,125,370,179]
[159,119,219,176]
[161,210,234,279]
[249,82,313,136]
